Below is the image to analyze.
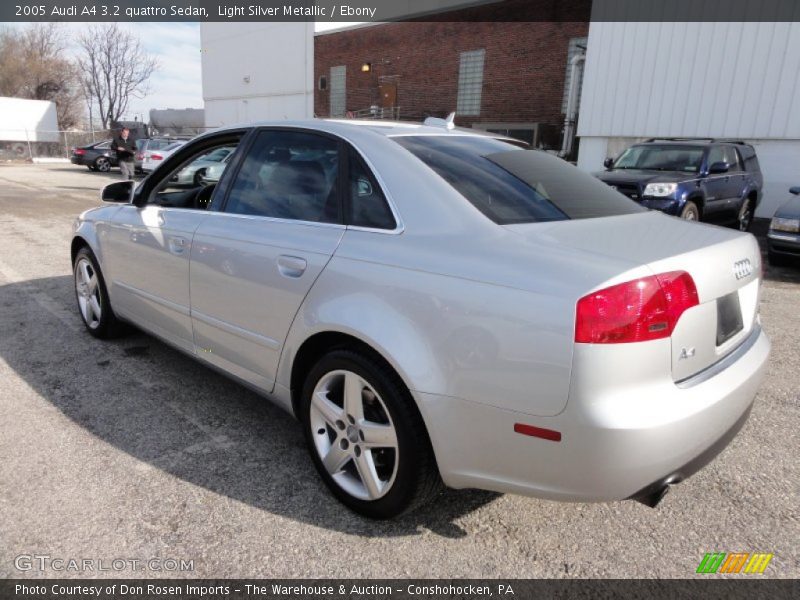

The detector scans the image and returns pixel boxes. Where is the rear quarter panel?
[278,234,578,418]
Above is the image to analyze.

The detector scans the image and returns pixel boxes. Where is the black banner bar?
[2,0,800,23]
[1,579,798,600]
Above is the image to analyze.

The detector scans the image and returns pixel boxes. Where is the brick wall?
[314,0,590,138]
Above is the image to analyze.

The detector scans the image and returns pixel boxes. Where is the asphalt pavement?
[0,163,797,579]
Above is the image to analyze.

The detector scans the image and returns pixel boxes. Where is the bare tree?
[76,24,158,129]
[0,24,82,129]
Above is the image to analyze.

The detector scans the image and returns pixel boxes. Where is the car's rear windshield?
[392,135,644,224]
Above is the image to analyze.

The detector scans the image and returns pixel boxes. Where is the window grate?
[330,65,346,118]
[457,49,485,117]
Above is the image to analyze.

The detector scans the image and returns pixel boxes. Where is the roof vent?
[423,112,456,130]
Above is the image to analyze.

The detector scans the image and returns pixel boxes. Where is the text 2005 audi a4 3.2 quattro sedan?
[71,119,770,518]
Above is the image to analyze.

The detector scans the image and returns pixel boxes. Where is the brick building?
[314,0,590,150]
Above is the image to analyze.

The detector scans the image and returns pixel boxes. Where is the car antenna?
[423,111,457,130]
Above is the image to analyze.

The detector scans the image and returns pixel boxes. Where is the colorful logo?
[696,552,774,574]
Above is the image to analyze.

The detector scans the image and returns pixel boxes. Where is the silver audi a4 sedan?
[71,120,770,518]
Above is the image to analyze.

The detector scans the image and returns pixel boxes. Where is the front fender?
[71,205,123,273]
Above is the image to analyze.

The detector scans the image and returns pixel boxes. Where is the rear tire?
[680,201,700,221]
[94,157,111,173]
[301,349,442,519]
[73,247,127,339]
[767,250,785,267]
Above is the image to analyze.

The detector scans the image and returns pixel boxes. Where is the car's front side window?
[146,137,242,209]
[224,130,340,224]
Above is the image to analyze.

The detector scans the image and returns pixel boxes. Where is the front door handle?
[277,255,307,278]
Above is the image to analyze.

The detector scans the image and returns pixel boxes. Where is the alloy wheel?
[74,257,102,329]
[96,157,111,172]
[309,369,399,501]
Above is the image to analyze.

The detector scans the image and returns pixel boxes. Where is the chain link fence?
[0,129,115,161]
[0,128,217,162]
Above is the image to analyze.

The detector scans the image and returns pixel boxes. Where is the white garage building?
[576,21,800,217]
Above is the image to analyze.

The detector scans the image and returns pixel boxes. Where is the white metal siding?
[201,22,314,125]
[577,22,800,139]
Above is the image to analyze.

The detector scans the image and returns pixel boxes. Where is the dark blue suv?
[594,139,763,231]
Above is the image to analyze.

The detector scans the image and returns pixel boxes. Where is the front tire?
[73,247,126,338]
[680,200,700,221]
[301,350,442,519]
[738,197,754,231]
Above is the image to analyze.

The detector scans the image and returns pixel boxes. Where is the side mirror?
[789,186,800,196]
[707,161,729,175]
[603,157,614,169]
[356,177,373,197]
[101,180,134,203]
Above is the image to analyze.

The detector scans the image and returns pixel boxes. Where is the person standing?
[113,127,136,180]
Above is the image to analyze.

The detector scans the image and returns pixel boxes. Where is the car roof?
[636,139,753,148]
[198,118,524,145]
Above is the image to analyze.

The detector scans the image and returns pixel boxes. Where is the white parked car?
[71,119,769,518]
[141,141,186,174]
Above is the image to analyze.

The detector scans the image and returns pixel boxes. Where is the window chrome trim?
[200,209,347,230]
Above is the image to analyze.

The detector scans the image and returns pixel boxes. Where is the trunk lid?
[506,211,761,381]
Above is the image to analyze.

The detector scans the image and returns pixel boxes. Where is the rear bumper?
[416,326,770,502]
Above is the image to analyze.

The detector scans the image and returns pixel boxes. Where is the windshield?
[392,135,644,224]
[614,144,704,172]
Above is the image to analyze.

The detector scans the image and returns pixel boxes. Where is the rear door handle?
[277,255,307,278]
[169,236,187,254]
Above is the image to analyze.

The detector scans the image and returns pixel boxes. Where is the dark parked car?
[595,139,763,231]
[767,186,800,266]
[71,141,119,173]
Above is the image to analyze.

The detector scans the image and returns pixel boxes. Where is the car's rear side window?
[392,135,644,224]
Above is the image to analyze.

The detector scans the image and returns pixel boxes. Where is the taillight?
[575,270,698,344]
[151,153,163,160]
[74,148,85,155]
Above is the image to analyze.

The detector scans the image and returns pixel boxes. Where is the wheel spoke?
[87,274,98,294]
[354,452,382,499]
[360,421,397,450]
[312,391,343,428]
[89,296,102,322]
[78,296,90,322]
[343,372,365,422]
[322,443,350,474]
[79,261,91,285]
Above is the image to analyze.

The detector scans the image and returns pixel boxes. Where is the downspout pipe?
[559,53,586,159]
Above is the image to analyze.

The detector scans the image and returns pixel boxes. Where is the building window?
[330,65,346,118]
[562,37,588,114]
[457,49,485,117]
